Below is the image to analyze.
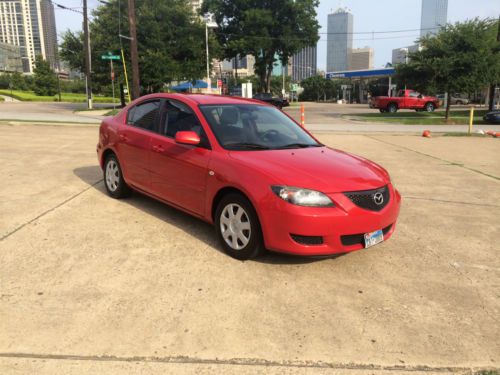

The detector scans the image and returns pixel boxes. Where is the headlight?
[271,186,334,207]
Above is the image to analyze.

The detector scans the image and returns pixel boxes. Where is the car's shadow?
[74,165,340,265]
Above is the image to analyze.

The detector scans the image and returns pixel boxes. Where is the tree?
[59,0,210,94]
[299,75,341,101]
[202,0,320,93]
[33,56,58,96]
[396,18,500,119]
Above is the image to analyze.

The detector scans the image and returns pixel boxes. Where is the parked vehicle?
[483,110,500,124]
[436,94,469,105]
[370,89,439,113]
[97,94,401,260]
[253,92,290,109]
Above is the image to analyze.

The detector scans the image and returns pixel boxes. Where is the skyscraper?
[420,0,448,37]
[326,8,353,72]
[0,0,58,73]
[292,46,317,82]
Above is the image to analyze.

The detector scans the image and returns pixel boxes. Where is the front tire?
[425,102,435,112]
[215,193,263,260]
[104,154,132,198]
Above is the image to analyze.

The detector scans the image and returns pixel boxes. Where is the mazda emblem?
[373,192,384,205]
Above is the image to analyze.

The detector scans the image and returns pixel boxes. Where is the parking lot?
[0,123,499,374]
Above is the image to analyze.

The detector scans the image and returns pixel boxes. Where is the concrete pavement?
[0,123,498,374]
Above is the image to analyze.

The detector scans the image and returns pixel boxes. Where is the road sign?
[291,83,299,91]
[101,51,120,60]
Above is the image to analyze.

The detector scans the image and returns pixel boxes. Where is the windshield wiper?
[276,143,319,149]
[225,142,270,150]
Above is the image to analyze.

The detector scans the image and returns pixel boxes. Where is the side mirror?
[418,94,423,98]
[175,131,200,146]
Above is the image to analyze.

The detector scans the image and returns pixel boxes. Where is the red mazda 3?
[97,93,401,260]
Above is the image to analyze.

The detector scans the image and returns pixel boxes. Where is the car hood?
[228,146,390,193]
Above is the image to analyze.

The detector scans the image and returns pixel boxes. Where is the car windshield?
[199,104,321,151]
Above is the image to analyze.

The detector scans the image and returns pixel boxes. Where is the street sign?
[291,83,299,92]
[101,51,120,60]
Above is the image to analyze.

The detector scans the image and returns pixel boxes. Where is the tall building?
[326,8,353,72]
[0,0,58,73]
[350,47,373,70]
[0,41,23,71]
[420,0,448,37]
[292,45,317,82]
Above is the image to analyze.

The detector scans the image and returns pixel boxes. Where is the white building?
[326,8,353,72]
[391,44,422,65]
[420,0,448,37]
[0,0,58,73]
[350,47,373,70]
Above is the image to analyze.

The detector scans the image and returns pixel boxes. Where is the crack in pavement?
[364,135,500,181]
[0,179,103,242]
[0,352,490,373]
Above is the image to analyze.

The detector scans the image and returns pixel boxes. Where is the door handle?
[119,134,128,142]
[152,145,164,153]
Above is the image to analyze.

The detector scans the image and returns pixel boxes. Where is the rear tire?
[425,102,435,112]
[387,103,398,113]
[104,154,132,199]
[215,193,264,260]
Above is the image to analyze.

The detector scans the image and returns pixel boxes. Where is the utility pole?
[83,0,92,109]
[488,15,500,111]
[128,0,140,99]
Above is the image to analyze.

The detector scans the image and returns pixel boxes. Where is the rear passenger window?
[127,100,160,131]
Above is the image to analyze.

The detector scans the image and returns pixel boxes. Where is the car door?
[406,91,420,109]
[149,99,212,216]
[117,99,161,192]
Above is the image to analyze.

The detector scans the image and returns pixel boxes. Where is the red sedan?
[97,93,401,260]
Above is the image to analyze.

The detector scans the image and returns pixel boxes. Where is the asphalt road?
[0,123,498,374]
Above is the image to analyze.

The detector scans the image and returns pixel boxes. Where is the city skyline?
[48,0,500,72]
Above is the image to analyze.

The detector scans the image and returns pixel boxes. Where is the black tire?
[387,103,398,113]
[215,193,264,260]
[103,153,132,199]
[425,102,435,112]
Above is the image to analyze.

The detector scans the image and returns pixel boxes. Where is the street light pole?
[83,0,92,109]
[128,0,140,99]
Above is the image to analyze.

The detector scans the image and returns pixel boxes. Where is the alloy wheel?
[106,159,120,192]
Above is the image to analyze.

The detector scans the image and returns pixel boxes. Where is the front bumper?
[258,184,401,256]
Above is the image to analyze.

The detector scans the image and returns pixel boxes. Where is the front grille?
[291,234,324,245]
[340,224,393,247]
[344,185,390,211]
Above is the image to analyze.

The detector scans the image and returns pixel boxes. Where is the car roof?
[136,93,267,106]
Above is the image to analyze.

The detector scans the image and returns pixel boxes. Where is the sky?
[54,0,500,71]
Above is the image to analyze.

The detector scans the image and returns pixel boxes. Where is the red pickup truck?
[370,89,439,113]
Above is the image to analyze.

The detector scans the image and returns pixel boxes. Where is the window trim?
[126,99,162,134]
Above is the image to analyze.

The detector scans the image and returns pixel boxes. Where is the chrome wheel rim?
[220,203,251,250]
[105,159,120,192]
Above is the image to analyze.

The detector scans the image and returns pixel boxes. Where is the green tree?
[396,18,500,119]
[202,0,320,93]
[299,75,341,101]
[60,0,210,94]
[33,56,58,96]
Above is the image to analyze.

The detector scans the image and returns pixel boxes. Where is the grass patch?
[475,371,499,375]
[0,90,115,103]
[345,109,488,125]
[0,96,4,102]
[103,109,120,116]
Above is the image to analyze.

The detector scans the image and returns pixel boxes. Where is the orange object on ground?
[300,104,305,127]
[422,130,431,138]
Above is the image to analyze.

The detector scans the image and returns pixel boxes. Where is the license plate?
[364,229,384,248]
